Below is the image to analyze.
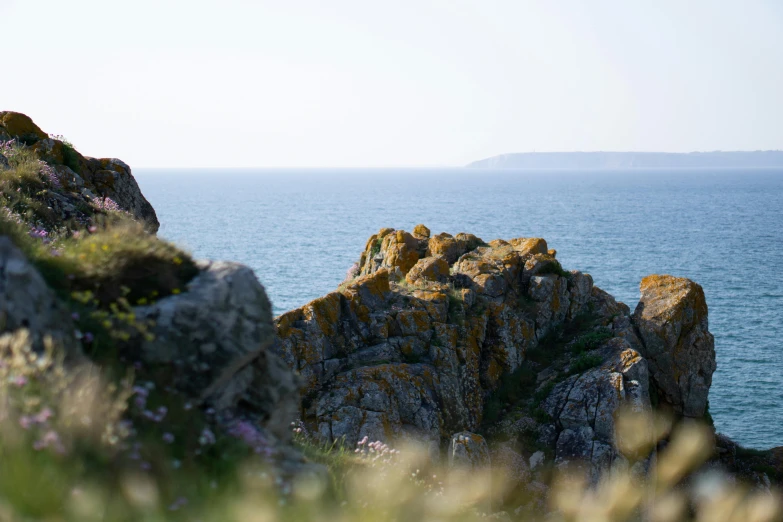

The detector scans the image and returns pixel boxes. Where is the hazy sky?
[2,1,781,167]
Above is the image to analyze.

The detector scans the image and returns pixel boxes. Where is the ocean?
[134,167,783,449]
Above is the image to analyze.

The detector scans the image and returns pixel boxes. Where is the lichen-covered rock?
[405,256,449,285]
[632,275,716,417]
[412,223,431,239]
[0,112,159,232]
[82,157,159,231]
[275,227,725,487]
[0,237,81,359]
[359,229,424,277]
[428,233,465,264]
[543,340,650,481]
[276,228,598,454]
[449,431,490,469]
[0,111,47,143]
[133,259,281,411]
[509,237,549,257]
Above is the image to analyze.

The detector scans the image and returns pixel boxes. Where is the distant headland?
[467,151,783,169]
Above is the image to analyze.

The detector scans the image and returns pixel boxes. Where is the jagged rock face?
[632,275,716,417]
[132,259,298,439]
[276,227,595,449]
[277,228,722,486]
[0,237,81,359]
[81,157,159,230]
[543,338,650,482]
[0,111,159,232]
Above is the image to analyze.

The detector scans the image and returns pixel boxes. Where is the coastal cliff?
[0,111,159,232]
[274,226,722,476]
[0,113,315,506]
[0,112,779,520]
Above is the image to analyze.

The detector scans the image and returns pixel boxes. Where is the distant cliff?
[467,151,783,169]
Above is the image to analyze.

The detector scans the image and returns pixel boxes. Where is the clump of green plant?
[516,292,538,315]
[447,287,464,324]
[39,220,199,307]
[291,433,357,499]
[537,260,571,279]
[482,363,538,426]
[369,238,383,257]
[0,142,46,191]
[62,139,81,173]
[48,134,82,174]
[0,141,68,231]
[569,353,603,374]
[570,327,613,354]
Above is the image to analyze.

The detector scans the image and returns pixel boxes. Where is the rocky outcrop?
[80,156,158,229]
[0,112,47,143]
[131,260,284,410]
[277,226,599,451]
[632,275,716,417]
[542,339,650,481]
[0,113,309,481]
[0,111,159,232]
[0,237,81,359]
[276,226,723,490]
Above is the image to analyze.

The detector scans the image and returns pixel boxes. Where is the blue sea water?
[134,168,783,449]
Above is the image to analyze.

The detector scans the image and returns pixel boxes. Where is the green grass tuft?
[537,260,571,279]
[61,140,81,174]
[569,353,603,374]
[570,327,613,354]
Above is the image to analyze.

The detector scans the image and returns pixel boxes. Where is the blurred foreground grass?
[0,327,780,522]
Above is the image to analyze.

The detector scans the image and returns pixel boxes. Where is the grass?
[0,143,63,231]
[1,211,198,309]
[482,363,538,427]
[61,139,81,174]
[569,353,603,374]
[292,435,359,500]
[569,327,613,354]
[1,208,199,364]
[447,287,464,324]
[0,144,46,191]
[537,260,571,279]
[369,238,382,257]
[480,312,605,436]
[48,222,199,307]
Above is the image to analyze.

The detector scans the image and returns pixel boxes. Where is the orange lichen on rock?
[632,274,715,417]
[405,255,449,285]
[0,111,48,141]
[427,233,464,263]
[305,292,342,338]
[412,223,431,239]
[380,230,421,275]
[509,237,549,257]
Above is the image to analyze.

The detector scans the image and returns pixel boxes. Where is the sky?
[1,0,782,168]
